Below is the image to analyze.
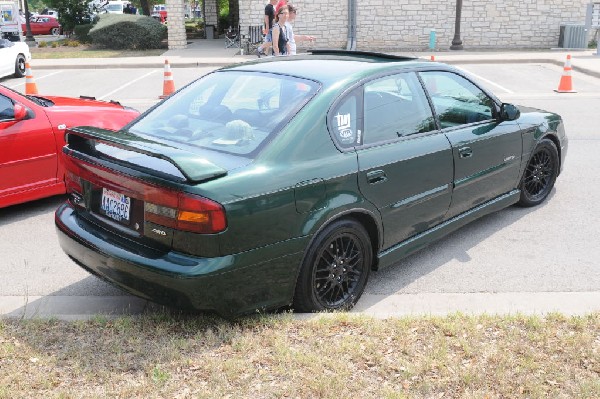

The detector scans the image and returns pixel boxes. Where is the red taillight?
[63,156,226,234]
[145,193,227,234]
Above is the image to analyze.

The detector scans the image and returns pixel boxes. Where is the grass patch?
[30,43,166,59]
[1,312,599,398]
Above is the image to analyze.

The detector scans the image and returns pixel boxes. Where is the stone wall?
[239,0,591,51]
[167,0,187,49]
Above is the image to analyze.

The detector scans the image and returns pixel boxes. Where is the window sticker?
[335,112,356,145]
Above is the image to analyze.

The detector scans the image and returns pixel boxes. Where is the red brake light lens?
[145,193,227,234]
[62,155,226,234]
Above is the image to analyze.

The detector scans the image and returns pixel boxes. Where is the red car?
[0,85,140,208]
[22,15,62,36]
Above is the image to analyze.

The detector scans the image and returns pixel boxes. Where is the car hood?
[42,95,130,109]
[41,96,140,131]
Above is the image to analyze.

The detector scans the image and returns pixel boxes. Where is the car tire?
[14,54,26,78]
[293,218,372,312]
[51,27,60,36]
[517,138,559,207]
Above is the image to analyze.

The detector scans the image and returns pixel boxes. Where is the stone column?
[166,0,187,49]
[204,0,220,37]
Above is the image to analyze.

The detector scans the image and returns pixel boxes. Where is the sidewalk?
[30,38,600,79]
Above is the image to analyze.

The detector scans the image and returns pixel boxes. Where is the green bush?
[89,14,167,50]
[74,24,93,44]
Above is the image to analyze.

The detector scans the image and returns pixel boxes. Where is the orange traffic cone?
[159,59,175,99]
[430,55,435,61]
[554,54,576,93]
[25,62,38,95]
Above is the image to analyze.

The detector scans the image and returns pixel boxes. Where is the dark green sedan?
[55,51,568,317]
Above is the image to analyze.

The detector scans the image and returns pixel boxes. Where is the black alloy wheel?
[294,219,372,312]
[518,139,559,207]
[14,54,26,78]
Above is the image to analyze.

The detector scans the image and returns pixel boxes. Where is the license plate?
[100,188,131,223]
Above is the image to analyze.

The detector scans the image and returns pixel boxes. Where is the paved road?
[1,63,599,319]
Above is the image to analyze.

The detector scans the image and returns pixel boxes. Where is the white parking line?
[463,70,515,94]
[98,70,159,100]
[8,70,63,89]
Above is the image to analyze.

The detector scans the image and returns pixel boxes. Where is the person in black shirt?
[257,0,278,57]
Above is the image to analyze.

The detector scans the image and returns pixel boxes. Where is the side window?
[329,88,362,148]
[0,94,14,121]
[363,72,436,145]
[420,71,495,129]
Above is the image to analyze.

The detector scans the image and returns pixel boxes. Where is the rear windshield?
[129,71,320,158]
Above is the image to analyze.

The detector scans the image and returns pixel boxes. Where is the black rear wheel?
[518,139,559,207]
[293,219,372,312]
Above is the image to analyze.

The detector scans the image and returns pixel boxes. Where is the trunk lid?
[63,126,233,253]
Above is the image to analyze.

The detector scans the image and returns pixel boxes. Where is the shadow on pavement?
[2,189,553,320]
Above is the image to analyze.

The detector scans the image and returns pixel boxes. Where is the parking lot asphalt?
[2,40,600,320]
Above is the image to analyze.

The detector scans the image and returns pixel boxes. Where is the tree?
[228,0,237,29]
[47,0,93,31]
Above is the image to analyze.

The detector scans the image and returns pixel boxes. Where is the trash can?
[205,25,215,40]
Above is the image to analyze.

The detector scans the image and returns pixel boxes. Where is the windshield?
[129,71,320,157]
[107,4,123,11]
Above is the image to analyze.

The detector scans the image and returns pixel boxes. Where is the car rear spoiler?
[63,126,227,184]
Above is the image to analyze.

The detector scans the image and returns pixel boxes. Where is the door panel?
[444,121,523,218]
[419,71,523,219]
[357,134,453,249]
[349,72,454,249]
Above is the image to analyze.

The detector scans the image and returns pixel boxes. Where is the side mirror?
[13,103,29,121]
[500,103,520,121]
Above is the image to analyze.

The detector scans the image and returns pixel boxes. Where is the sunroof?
[308,49,416,61]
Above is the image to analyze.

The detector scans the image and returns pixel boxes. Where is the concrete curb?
[2,292,599,320]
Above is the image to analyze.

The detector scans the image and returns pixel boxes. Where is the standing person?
[272,5,290,56]
[286,4,316,55]
[257,0,278,57]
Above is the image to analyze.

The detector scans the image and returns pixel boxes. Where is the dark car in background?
[55,51,568,318]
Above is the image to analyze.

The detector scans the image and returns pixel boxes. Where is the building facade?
[237,0,593,51]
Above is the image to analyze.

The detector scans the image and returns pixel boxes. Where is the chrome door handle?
[458,147,473,158]
[366,170,387,184]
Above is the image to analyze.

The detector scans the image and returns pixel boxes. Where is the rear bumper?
[55,203,306,318]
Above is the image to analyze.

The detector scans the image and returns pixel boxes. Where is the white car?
[0,39,31,79]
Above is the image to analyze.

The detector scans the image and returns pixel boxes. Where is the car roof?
[223,50,446,88]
